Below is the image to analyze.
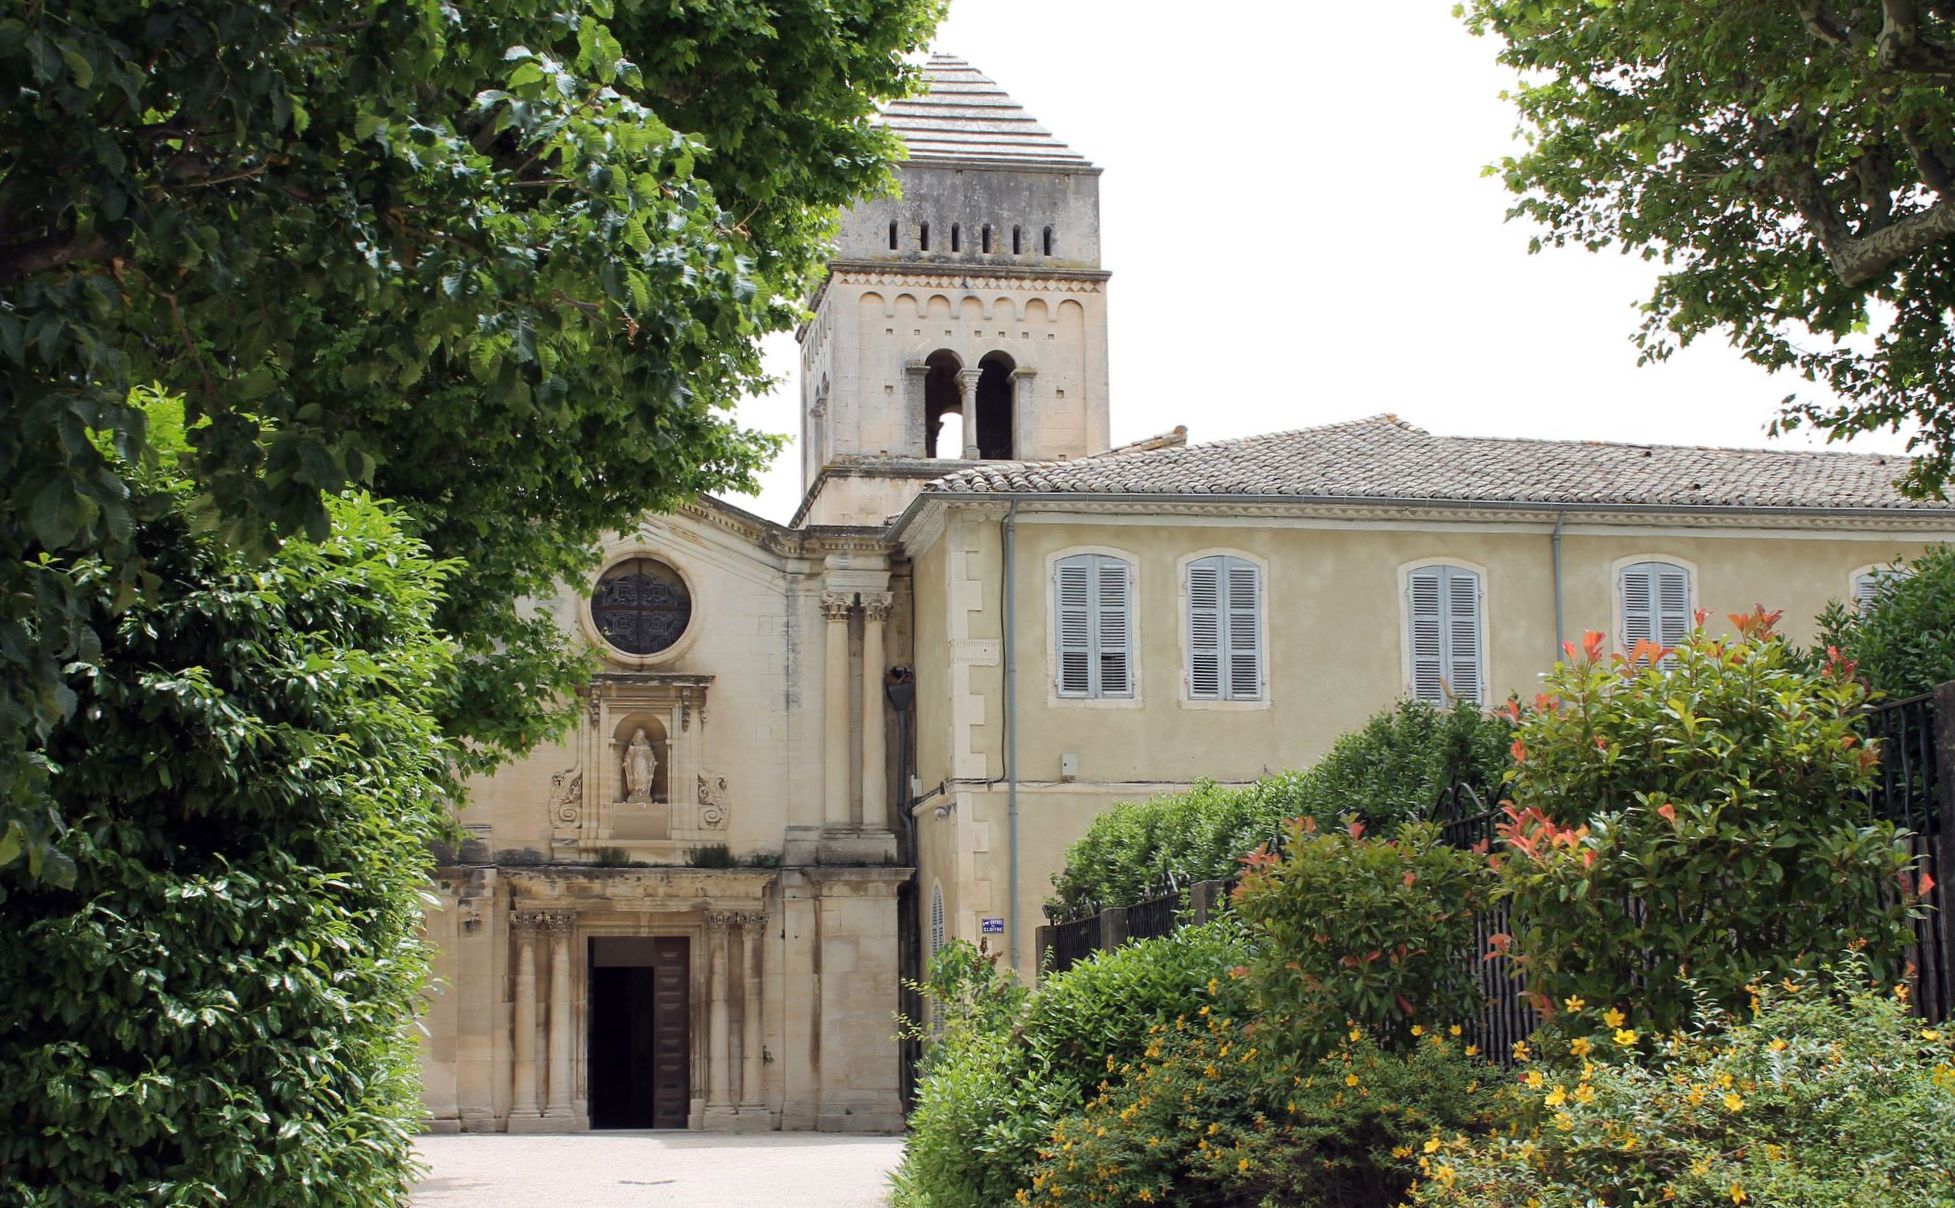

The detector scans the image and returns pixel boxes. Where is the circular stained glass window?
[590,558,692,656]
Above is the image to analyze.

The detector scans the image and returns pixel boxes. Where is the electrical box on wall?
[1059,753,1078,781]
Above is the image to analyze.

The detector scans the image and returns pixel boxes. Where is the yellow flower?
[1207,1122,1220,1135]
[1564,995,1586,1012]
[1349,1026,1363,1043]
[1207,977,1220,995]
[1345,1073,1360,1087]
[1525,1070,1546,1089]
[1015,1191,1030,1205]
[1924,1029,1944,1042]
[1449,1025,1463,1037]
[1574,1084,1596,1105]
[1424,1137,1443,1154]
[1544,1085,1568,1107]
[1723,1092,1745,1113]
[1411,1024,1425,1037]
[1512,1040,1532,1062]
[1392,1146,1413,1159]
[1614,1028,1639,1048]
[1569,1037,1593,1058]
[1554,1111,1576,1132]
[1729,1183,1749,1204]
[1768,1038,1787,1052]
[1464,1045,1479,1057]
[1238,1158,1249,1173]
[1602,1007,1626,1029]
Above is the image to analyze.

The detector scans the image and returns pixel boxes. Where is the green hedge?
[1044,700,1508,919]
[1817,543,1955,698]
[0,486,455,1204]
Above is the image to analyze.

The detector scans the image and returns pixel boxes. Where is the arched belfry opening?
[975,351,1015,460]
[923,349,963,458]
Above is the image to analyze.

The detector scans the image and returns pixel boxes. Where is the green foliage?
[0,0,944,883]
[1497,614,1921,1036]
[1457,1,1955,496]
[685,842,735,869]
[1232,820,1492,1056]
[0,478,456,1203]
[894,928,1248,1208]
[1026,1007,1497,1208]
[1045,701,1508,919]
[1407,979,1955,1207]
[1818,544,1955,697]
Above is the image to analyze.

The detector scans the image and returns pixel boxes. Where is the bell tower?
[794,54,1112,526]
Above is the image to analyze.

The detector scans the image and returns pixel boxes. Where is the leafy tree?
[1458,0,1955,494]
[0,0,944,881]
[1817,543,1955,695]
[0,443,458,1203]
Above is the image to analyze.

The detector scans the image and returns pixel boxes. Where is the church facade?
[415,55,1955,1134]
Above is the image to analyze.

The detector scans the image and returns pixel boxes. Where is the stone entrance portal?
[588,936,691,1129]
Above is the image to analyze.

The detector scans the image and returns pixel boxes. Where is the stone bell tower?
[793,53,1113,527]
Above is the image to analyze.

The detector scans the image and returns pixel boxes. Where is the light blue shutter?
[1854,572,1881,612]
[1621,561,1691,662]
[1446,569,1483,705]
[1188,559,1223,699]
[1225,559,1262,700]
[1096,558,1132,697]
[1056,558,1091,696]
[1409,566,1482,705]
[1408,568,1445,704]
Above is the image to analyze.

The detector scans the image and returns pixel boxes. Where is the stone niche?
[551,672,724,858]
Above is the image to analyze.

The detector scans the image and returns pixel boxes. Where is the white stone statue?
[622,728,659,803]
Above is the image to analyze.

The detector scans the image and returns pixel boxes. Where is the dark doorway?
[588,936,690,1129]
[975,352,1015,459]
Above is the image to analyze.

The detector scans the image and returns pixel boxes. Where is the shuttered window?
[1620,561,1692,659]
[1407,564,1484,706]
[1188,555,1263,701]
[1054,554,1133,699]
[929,882,945,959]
[1853,567,1906,612]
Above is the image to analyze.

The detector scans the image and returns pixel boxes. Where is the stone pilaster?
[507,912,542,1126]
[821,593,854,829]
[704,911,738,1126]
[542,910,576,1125]
[860,595,891,833]
[737,911,770,1128]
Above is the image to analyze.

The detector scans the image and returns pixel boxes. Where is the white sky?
[728,0,1910,523]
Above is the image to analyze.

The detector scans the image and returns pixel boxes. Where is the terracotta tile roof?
[924,415,1952,511]
[878,53,1091,168]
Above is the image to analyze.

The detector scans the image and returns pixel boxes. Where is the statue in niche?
[622,728,659,803]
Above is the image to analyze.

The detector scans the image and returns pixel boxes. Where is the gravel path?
[412,1132,904,1208]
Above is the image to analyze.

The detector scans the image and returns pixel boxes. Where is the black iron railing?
[1866,690,1951,1023]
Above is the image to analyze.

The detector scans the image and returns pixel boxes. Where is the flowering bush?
[1817,543,1955,698]
[1023,993,1497,1208]
[1231,819,1492,1056]
[1406,978,1955,1206]
[1495,611,1922,1034]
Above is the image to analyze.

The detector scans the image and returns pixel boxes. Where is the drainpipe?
[1551,510,1568,660]
[1003,501,1021,974]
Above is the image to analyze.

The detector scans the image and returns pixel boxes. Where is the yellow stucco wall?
[908,502,1946,978]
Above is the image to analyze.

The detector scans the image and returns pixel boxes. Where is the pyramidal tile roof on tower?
[878,53,1093,168]
[924,415,1955,512]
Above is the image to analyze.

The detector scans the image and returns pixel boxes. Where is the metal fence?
[1865,690,1952,1023]
[1039,685,1952,1035]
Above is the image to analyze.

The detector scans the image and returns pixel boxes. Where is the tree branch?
[1879,0,1955,74]
[0,234,113,285]
[1902,120,1955,195]
[1796,0,1857,46]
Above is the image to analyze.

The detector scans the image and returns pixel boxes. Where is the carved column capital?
[534,909,575,934]
[860,593,893,623]
[511,910,545,933]
[1009,366,1038,383]
[705,910,741,932]
[955,366,983,396]
[736,910,769,930]
[819,592,855,622]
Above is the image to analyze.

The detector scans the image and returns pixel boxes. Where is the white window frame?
[1397,558,1489,707]
[1178,549,1269,709]
[1045,547,1141,708]
[1610,555,1698,659]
